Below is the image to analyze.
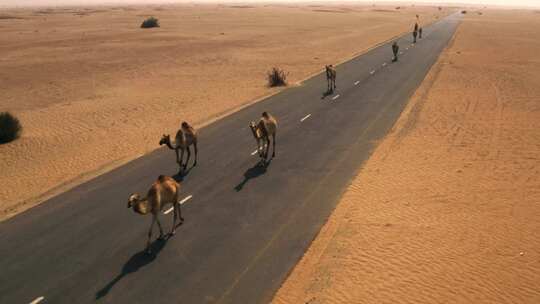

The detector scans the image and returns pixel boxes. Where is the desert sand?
[0,4,446,220]
[273,9,540,304]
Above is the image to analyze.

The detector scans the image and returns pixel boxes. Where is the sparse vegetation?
[461,10,467,14]
[141,16,159,29]
[267,67,288,87]
[0,112,22,144]
[0,15,25,20]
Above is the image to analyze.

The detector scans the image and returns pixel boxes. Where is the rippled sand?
[273,9,540,304]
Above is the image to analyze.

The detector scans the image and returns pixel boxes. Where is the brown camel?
[250,112,277,160]
[160,121,198,171]
[127,175,184,253]
[325,65,337,93]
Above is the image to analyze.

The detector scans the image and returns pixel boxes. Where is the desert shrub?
[0,112,22,144]
[267,67,287,87]
[461,10,467,14]
[141,16,159,28]
[395,6,400,10]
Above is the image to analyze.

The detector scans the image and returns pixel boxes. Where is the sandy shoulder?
[273,9,540,304]
[0,4,446,221]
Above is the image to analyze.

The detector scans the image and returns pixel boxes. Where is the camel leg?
[171,204,177,235]
[156,215,165,240]
[179,148,185,171]
[147,216,156,253]
[184,146,191,169]
[272,134,276,158]
[333,78,336,89]
[177,202,184,223]
[193,142,198,167]
[175,149,181,167]
[264,137,270,160]
[257,139,263,158]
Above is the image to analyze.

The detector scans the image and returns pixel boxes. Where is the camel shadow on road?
[95,237,168,300]
[234,159,271,192]
[172,164,195,182]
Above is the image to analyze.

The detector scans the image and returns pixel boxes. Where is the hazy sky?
[1,0,539,8]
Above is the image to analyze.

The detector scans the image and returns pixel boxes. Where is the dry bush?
[267,67,288,87]
[0,112,22,144]
[141,17,159,28]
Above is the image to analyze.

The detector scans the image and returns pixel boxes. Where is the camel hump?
[181,122,196,133]
[157,175,168,182]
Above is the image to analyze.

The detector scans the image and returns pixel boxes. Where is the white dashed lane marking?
[370,70,375,75]
[354,80,360,85]
[163,195,193,214]
[300,114,312,122]
[332,94,340,100]
[251,149,258,156]
[29,297,44,304]
[382,62,387,67]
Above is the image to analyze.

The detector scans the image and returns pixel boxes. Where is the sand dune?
[272,9,540,304]
[0,5,445,220]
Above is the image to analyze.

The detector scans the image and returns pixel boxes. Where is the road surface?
[0,13,461,304]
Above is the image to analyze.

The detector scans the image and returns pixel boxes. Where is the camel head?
[159,134,170,146]
[127,193,151,215]
[262,112,269,119]
[127,193,140,209]
[249,121,260,140]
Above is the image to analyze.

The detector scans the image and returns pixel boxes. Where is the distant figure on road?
[419,27,423,39]
[413,29,418,43]
[325,64,337,93]
[392,41,399,62]
[250,112,277,161]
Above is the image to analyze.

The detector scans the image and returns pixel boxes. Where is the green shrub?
[267,67,287,87]
[0,112,22,144]
[141,17,159,29]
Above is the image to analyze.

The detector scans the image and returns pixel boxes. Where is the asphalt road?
[0,13,461,304]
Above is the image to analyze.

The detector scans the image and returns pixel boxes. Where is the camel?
[160,121,198,171]
[249,111,277,161]
[392,41,399,62]
[325,65,337,93]
[127,175,184,253]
